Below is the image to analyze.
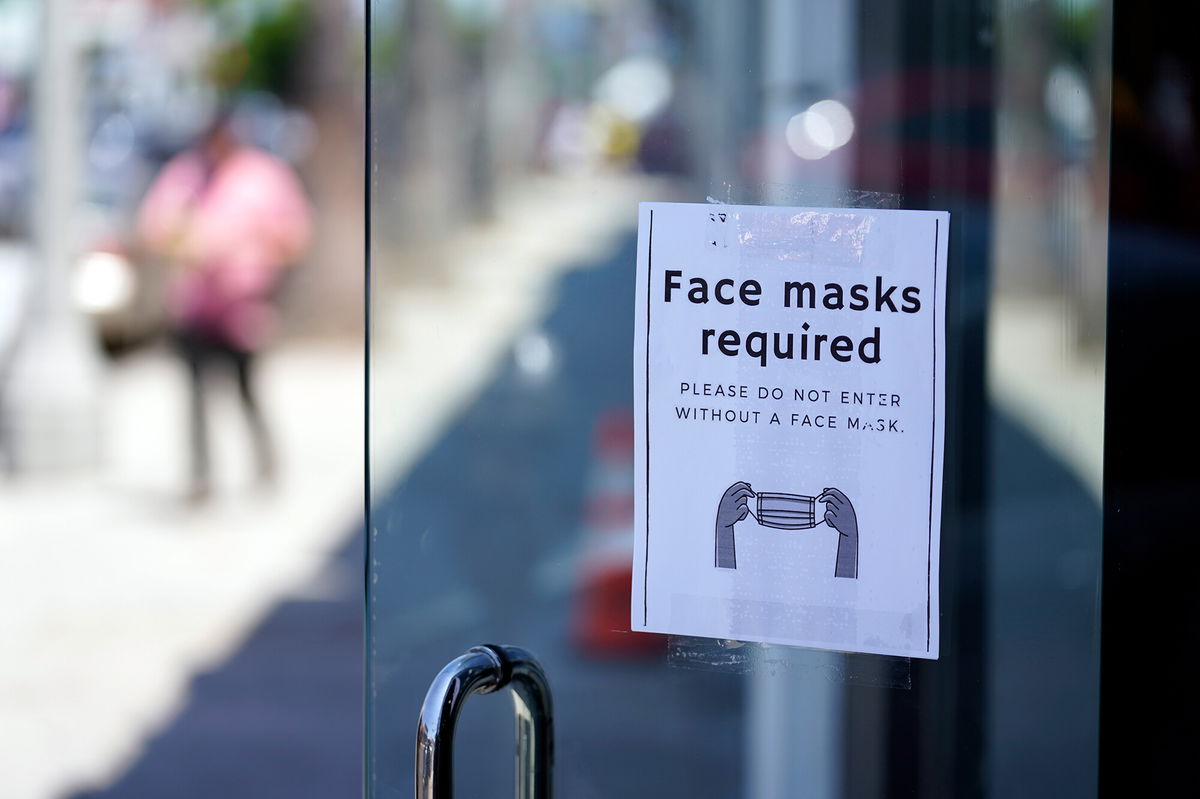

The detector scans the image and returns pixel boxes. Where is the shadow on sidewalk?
[71,531,362,799]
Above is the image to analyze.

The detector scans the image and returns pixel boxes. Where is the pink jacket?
[138,147,312,350]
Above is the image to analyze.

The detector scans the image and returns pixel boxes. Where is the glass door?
[366,0,1110,795]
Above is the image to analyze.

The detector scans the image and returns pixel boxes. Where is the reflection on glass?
[986,2,1109,795]
[368,1,1110,796]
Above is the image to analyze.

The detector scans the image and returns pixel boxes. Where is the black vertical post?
[1101,1,1200,793]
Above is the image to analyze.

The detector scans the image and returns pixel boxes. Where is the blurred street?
[368,187,742,798]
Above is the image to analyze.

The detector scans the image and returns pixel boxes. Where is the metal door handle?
[415,644,554,799]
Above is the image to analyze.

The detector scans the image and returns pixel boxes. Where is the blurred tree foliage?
[1054,1,1099,65]
[201,0,311,100]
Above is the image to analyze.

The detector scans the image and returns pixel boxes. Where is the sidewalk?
[1,342,364,799]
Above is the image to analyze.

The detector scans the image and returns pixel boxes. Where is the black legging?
[175,329,275,493]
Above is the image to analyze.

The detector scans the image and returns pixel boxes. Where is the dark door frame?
[1101,1,1200,794]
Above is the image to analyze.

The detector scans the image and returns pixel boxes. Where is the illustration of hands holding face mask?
[715,482,859,578]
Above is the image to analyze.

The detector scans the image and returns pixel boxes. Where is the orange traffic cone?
[570,408,663,656]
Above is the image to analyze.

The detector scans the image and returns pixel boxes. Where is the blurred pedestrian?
[137,112,312,501]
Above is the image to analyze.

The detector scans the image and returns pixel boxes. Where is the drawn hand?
[818,488,857,537]
[714,481,753,569]
[819,487,859,579]
[717,481,754,529]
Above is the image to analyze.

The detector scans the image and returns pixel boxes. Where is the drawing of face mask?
[754,491,821,529]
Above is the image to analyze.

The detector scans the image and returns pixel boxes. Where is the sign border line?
[926,216,939,652]
[643,208,654,626]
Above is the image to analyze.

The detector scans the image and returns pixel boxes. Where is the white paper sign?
[632,202,947,659]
